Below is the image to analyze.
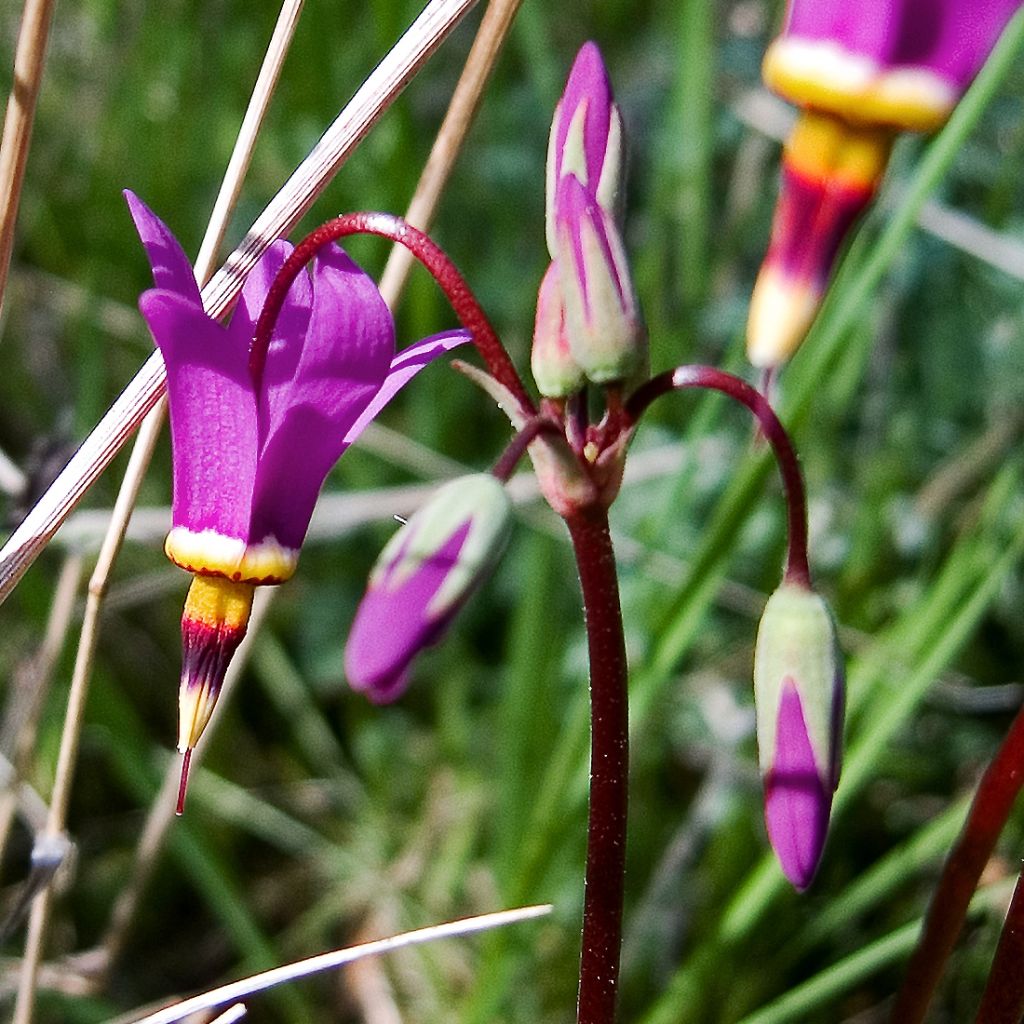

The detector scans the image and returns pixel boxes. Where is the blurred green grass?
[2,1,1024,1021]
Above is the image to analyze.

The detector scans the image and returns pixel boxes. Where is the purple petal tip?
[764,682,832,890]
[344,525,469,703]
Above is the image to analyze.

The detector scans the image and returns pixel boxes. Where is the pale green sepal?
[372,474,512,619]
[558,207,643,385]
[753,582,842,783]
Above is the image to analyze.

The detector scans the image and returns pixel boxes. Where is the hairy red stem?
[891,702,1024,1024]
[250,211,534,414]
[974,869,1024,1024]
[567,510,629,1024]
[626,365,810,586]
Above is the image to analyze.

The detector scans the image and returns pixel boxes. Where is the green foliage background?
[2,1,1024,1021]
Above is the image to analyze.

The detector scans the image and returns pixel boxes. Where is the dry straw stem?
[0,0,482,606]
[0,0,57,320]
[193,0,305,282]
[0,554,83,862]
[12,417,168,1024]
[25,0,309,991]
[378,0,523,305]
[125,905,552,1024]
[9,2,310,1008]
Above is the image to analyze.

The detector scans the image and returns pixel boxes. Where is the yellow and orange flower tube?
[748,0,1024,370]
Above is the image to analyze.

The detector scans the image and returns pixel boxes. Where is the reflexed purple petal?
[139,290,257,538]
[554,41,614,190]
[784,2,900,62]
[782,0,1023,90]
[764,680,832,891]
[345,525,469,703]
[249,244,394,549]
[125,191,202,304]
[924,0,1023,90]
[343,329,470,447]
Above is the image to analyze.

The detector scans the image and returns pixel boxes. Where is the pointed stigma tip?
[176,747,193,816]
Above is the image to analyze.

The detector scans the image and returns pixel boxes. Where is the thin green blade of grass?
[93,674,312,1023]
[641,484,1024,1022]
[733,880,1015,1024]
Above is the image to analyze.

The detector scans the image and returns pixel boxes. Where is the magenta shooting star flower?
[127,191,466,809]
[753,580,844,890]
[748,0,1024,369]
[540,41,644,393]
[344,473,512,703]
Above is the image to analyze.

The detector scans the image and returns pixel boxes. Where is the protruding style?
[345,474,512,703]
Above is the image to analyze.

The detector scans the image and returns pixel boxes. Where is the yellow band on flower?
[764,38,957,133]
[182,574,255,632]
[784,110,894,192]
[178,575,255,752]
[165,526,299,585]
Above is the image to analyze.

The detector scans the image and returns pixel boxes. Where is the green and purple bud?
[753,581,844,890]
[555,176,643,386]
[345,474,512,703]
[545,40,624,257]
[531,261,586,399]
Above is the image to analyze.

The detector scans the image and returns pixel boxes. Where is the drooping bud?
[546,41,625,256]
[531,262,586,399]
[753,580,844,890]
[555,176,643,386]
[176,574,255,812]
[345,474,512,704]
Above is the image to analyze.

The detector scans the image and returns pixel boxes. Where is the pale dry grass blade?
[0,553,83,861]
[121,905,552,1024]
[0,0,57,319]
[12,412,165,1024]
[0,0,482,607]
[378,0,523,307]
[209,1007,247,1024]
[193,0,305,283]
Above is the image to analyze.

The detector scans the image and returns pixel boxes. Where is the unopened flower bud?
[546,41,624,256]
[555,176,643,386]
[753,581,844,890]
[531,262,586,399]
[345,474,512,703]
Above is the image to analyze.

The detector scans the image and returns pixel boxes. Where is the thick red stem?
[567,510,629,1024]
[626,365,810,586]
[890,702,1024,1024]
[974,870,1024,1024]
[250,211,535,415]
